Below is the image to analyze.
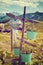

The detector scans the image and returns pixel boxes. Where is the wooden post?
[19,6,26,65]
[20,6,26,51]
[11,29,13,51]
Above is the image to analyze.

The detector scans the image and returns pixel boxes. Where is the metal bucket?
[27,31,37,40]
[21,53,32,62]
[14,48,20,56]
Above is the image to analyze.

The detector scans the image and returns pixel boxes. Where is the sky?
[0,0,43,14]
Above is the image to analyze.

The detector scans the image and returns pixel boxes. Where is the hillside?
[20,11,43,21]
[0,12,43,23]
[0,12,19,23]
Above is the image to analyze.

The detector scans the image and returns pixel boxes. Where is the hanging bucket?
[14,47,20,56]
[21,53,32,62]
[27,30,37,40]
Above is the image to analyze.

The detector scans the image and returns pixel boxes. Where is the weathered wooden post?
[19,6,26,65]
[11,29,13,51]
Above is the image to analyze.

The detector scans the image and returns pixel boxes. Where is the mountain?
[0,12,19,23]
[0,15,11,23]
[0,12,43,23]
[0,13,6,17]
[20,11,43,21]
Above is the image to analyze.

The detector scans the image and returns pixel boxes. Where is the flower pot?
[27,31,37,40]
[14,47,20,56]
[21,53,32,62]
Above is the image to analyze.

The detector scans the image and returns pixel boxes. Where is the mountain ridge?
[20,11,43,21]
[0,12,43,23]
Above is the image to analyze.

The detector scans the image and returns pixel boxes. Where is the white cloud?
[0,0,43,3]
[13,1,39,7]
[0,0,39,8]
[0,11,10,14]
[0,0,43,13]
[0,10,10,14]
[24,0,43,2]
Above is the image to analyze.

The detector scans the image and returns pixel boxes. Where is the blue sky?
[0,0,43,14]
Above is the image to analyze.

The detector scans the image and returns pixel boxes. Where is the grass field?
[0,22,43,65]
